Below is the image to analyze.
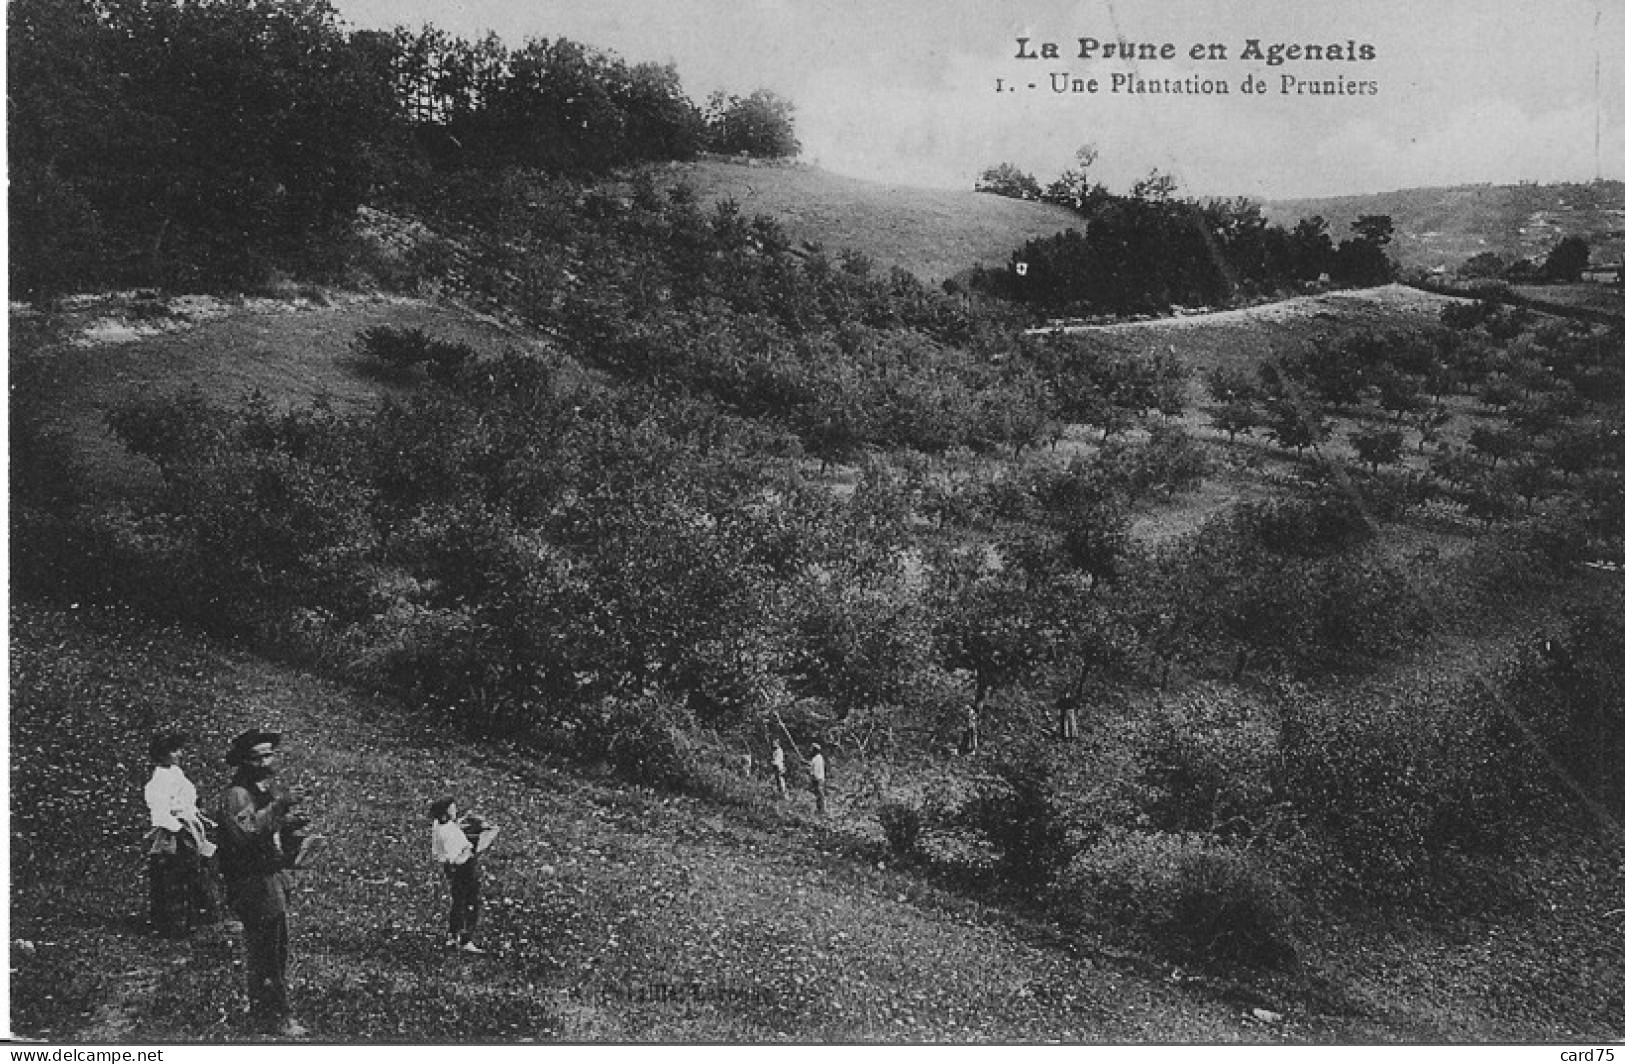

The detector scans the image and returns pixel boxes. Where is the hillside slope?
[17,599,1623,1044]
[8,602,1327,1043]
[13,288,1625,1043]
[1264,180,1625,272]
[658,159,1080,285]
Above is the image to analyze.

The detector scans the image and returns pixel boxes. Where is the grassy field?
[655,158,1080,286]
[11,285,1625,1044]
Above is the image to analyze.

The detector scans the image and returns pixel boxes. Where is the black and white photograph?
[8,0,1624,1050]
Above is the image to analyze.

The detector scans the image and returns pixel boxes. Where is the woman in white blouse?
[143,731,222,937]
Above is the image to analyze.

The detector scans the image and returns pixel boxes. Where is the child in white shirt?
[429,796,496,953]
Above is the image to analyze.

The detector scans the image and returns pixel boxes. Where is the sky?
[331,0,1623,201]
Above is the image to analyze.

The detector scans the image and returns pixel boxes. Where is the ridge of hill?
[655,158,1081,285]
[1264,179,1625,272]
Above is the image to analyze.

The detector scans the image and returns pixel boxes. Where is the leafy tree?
[1265,398,1327,458]
[1041,144,1099,212]
[486,37,630,172]
[1477,373,1522,412]
[1288,215,1336,281]
[1416,405,1452,454]
[1332,230,1393,286]
[794,578,932,720]
[1431,444,1477,487]
[620,61,707,162]
[1350,425,1405,473]
[1459,252,1506,280]
[1351,214,1395,246]
[976,162,1043,201]
[930,551,1064,712]
[1375,371,1426,424]
[1468,425,1526,469]
[1541,236,1589,283]
[705,89,800,158]
[10,0,406,289]
[1209,399,1264,444]
[1550,423,1607,481]
[1503,461,1554,512]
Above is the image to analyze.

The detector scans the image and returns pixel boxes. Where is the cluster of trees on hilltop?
[8,0,799,299]
[390,27,799,172]
[973,156,1394,315]
[1459,235,1596,285]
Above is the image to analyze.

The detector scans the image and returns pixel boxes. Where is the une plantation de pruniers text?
[999,36,1380,96]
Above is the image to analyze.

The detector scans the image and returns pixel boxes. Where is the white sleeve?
[145,774,183,832]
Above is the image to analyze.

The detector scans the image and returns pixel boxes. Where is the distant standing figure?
[1060,700,1082,742]
[430,796,497,953]
[807,743,828,816]
[216,728,310,1038]
[143,731,221,937]
[959,702,980,755]
[770,738,788,800]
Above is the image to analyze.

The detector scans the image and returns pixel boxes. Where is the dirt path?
[1027,285,1467,337]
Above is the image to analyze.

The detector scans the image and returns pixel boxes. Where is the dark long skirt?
[148,835,222,937]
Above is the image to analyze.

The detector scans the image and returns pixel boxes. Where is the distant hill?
[1264,179,1625,272]
[655,158,1081,285]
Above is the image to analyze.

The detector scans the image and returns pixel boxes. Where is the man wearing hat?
[807,743,828,816]
[216,728,309,1038]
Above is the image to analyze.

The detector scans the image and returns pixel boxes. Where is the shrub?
[1272,681,1563,907]
[352,326,477,381]
[595,692,699,790]
[1240,490,1373,557]
[1351,467,1437,521]
[1060,831,1296,968]
[878,801,924,857]
[967,759,1075,893]
[1128,692,1276,838]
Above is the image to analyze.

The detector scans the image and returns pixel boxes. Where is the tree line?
[973,155,1395,315]
[7,0,800,299]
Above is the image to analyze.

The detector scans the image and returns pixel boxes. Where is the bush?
[1239,490,1373,557]
[878,801,924,857]
[1272,680,1565,907]
[1128,692,1276,838]
[967,759,1075,893]
[352,326,477,381]
[1060,831,1296,968]
[595,692,700,790]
